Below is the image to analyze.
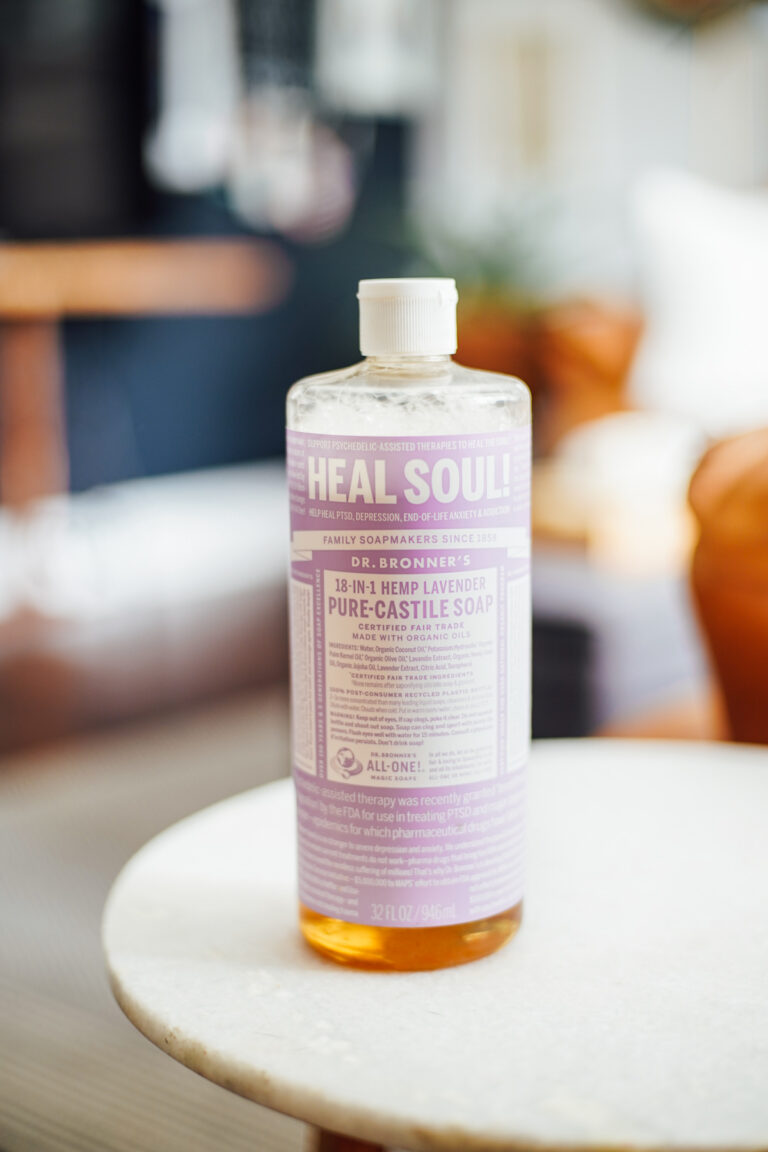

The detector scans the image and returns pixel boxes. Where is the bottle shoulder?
[287,358,531,400]
[287,358,530,436]
[451,359,532,398]
[287,362,362,395]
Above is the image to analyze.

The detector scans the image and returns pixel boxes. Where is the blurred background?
[3,0,768,1148]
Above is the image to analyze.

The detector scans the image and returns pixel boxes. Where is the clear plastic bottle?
[286,279,530,970]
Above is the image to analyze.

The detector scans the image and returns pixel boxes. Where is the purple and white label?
[287,429,530,927]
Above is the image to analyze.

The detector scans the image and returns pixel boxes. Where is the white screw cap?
[358,278,458,356]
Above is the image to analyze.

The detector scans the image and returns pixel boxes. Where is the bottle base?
[299,901,522,971]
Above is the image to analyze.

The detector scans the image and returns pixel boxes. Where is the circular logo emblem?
[332,746,363,779]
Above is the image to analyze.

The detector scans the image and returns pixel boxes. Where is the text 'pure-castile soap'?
[286,278,531,969]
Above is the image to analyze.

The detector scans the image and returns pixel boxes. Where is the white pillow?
[629,169,768,436]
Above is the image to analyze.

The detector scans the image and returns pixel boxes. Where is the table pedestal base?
[313,1130,385,1152]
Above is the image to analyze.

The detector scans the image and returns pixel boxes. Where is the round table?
[103,739,768,1152]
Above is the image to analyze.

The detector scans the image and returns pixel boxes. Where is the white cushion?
[629,169,768,435]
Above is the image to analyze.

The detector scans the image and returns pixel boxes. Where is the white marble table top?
[103,739,768,1152]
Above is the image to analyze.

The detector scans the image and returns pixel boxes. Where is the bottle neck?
[364,353,453,373]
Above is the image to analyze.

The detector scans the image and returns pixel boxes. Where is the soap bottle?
[286,278,530,969]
